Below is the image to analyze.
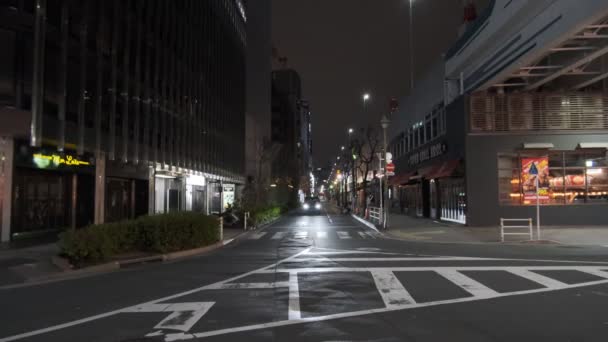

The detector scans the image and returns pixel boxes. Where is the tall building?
[245,0,272,187]
[0,0,247,242]
[271,67,313,201]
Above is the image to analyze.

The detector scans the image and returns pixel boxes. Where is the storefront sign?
[15,144,95,171]
[33,153,90,168]
[408,142,447,166]
[522,157,549,200]
[222,184,235,209]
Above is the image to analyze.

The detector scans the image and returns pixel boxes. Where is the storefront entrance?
[440,178,466,224]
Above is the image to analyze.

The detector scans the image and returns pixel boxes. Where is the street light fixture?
[380,114,391,230]
[362,93,370,102]
[348,128,354,134]
[341,146,345,151]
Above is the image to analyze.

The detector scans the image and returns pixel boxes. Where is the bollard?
[244,212,249,231]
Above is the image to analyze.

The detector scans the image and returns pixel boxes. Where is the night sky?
[271,0,488,167]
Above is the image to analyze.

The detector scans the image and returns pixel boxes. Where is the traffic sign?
[529,162,539,175]
[386,163,395,173]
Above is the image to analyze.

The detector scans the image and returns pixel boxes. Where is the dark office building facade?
[0,0,247,242]
[271,68,313,201]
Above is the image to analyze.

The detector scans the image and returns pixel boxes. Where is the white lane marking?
[305,251,402,256]
[370,270,416,308]
[0,247,313,342]
[257,266,608,274]
[307,247,608,265]
[434,269,498,298]
[280,257,500,263]
[271,232,288,240]
[123,302,215,332]
[294,231,308,239]
[316,231,327,239]
[288,273,301,320]
[337,231,351,239]
[207,282,289,290]
[165,278,608,341]
[506,269,569,289]
[249,232,267,240]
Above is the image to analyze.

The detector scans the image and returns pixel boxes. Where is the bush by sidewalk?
[59,212,220,267]
[248,206,282,226]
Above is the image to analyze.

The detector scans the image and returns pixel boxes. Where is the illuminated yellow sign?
[33,153,91,168]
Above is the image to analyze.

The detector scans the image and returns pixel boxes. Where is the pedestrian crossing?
[247,230,381,240]
[150,247,608,341]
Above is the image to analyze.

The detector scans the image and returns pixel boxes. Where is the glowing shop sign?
[33,153,91,168]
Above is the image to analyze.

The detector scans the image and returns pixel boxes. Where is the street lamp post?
[408,0,415,91]
[380,114,391,229]
[348,127,355,213]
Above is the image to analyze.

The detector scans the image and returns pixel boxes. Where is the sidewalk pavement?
[383,212,608,246]
[0,227,246,287]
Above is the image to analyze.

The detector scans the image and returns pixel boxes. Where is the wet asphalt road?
[2,209,608,342]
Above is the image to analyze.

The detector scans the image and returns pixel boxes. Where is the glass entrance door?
[430,180,438,219]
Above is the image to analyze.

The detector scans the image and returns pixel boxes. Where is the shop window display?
[498,151,608,205]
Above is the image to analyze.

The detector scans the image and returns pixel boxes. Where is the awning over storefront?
[389,171,416,186]
[427,160,461,179]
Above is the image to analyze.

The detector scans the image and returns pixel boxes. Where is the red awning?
[389,171,416,186]
[427,160,461,179]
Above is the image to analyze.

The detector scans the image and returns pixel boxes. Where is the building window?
[498,150,608,206]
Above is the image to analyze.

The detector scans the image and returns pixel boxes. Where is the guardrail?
[500,218,533,242]
[369,207,383,225]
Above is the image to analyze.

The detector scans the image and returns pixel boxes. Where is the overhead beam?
[520,65,562,70]
[491,83,528,87]
[525,44,608,90]
[572,70,608,89]
[551,46,596,52]
[573,34,608,39]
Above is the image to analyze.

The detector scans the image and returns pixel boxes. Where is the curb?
[3,237,242,290]
[351,214,380,233]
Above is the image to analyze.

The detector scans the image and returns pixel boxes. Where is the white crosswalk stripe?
[358,231,377,239]
[316,231,327,239]
[434,269,499,298]
[370,270,416,308]
[506,269,569,289]
[336,231,351,239]
[294,231,308,239]
[249,232,267,240]
[271,232,288,240]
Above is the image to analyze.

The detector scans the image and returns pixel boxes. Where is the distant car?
[302,196,322,213]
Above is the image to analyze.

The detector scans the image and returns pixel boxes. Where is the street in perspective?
[2,0,608,341]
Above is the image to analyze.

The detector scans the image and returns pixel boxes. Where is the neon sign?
[33,153,91,168]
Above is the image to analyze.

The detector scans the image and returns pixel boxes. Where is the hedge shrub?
[250,206,281,226]
[59,212,220,267]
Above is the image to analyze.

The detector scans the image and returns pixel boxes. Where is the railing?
[470,93,608,133]
[500,218,533,242]
[369,207,383,225]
